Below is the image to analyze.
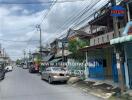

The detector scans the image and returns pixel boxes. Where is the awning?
[79,43,110,52]
[42,55,53,62]
[55,50,72,58]
[110,35,132,45]
[50,58,62,63]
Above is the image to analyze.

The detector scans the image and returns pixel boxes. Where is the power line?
[52,0,93,33]
[40,0,58,25]
[0,0,86,4]
[55,0,109,40]
[44,0,99,43]
[27,0,57,46]
[0,39,39,43]
[46,0,103,42]
[24,0,57,52]
[72,0,110,29]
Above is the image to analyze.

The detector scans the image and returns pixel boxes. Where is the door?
[125,43,132,89]
[112,54,118,82]
[88,59,105,80]
[42,68,49,80]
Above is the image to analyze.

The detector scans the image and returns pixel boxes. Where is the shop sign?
[111,6,125,17]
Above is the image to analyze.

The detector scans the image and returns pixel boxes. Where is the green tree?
[16,59,21,65]
[68,38,90,61]
[68,39,78,54]
[68,38,89,53]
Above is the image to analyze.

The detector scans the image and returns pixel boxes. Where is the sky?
[0,0,108,60]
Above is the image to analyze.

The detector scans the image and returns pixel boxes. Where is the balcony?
[90,27,124,46]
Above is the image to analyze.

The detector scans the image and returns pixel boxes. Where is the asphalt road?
[0,67,104,100]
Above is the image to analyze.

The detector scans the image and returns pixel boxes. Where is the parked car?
[0,66,5,80]
[29,62,39,73]
[23,64,28,69]
[17,64,21,67]
[41,67,70,84]
[5,65,13,72]
[29,64,36,73]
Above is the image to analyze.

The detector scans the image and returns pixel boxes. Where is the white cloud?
[10,6,23,12]
[0,0,108,60]
[0,7,10,16]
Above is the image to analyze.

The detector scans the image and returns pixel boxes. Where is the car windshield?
[52,67,65,71]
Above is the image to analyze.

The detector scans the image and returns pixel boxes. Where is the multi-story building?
[110,0,132,89]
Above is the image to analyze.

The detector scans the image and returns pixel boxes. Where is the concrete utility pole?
[28,50,31,60]
[62,42,64,62]
[126,2,131,21]
[111,0,125,93]
[36,25,42,60]
[23,50,26,64]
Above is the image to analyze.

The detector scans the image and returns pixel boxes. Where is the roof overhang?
[50,58,62,63]
[79,43,111,52]
[110,35,132,45]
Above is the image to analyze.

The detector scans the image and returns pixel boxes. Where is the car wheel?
[48,77,52,84]
[41,75,43,80]
[29,69,31,73]
[29,69,33,73]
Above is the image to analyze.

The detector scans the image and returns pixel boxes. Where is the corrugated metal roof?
[42,55,53,62]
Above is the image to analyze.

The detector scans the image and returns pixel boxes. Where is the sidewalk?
[68,77,132,100]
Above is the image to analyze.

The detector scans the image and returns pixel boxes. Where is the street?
[0,67,103,100]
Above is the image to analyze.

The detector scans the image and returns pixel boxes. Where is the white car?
[23,64,28,69]
[5,66,13,71]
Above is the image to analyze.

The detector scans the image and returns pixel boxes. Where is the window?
[46,68,51,71]
[52,67,65,71]
[102,37,104,43]
[94,39,95,45]
[107,35,109,41]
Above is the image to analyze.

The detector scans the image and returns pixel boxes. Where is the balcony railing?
[90,27,125,46]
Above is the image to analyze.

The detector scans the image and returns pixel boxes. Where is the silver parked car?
[41,67,69,84]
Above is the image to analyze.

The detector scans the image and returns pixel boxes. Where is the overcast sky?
[0,0,108,60]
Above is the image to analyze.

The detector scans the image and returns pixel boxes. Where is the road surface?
[0,67,104,100]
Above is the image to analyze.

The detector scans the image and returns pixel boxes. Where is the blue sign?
[111,6,125,17]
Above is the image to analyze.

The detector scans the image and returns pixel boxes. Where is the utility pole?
[62,41,64,62]
[28,50,31,60]
[23,50,26,64]
[111,0,125,93]
[36,25,42,60]
[126,2,130,21]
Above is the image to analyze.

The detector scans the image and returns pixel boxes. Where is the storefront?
[111,34,132,89]
[80,43,117,81]
[124,42,132,89]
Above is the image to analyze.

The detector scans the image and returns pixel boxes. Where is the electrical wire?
[44,0,100,43]
[52,0,94,33]
[58,0,110,39]
[47,0,106,42]
[40,0,58,25]
[0,0,87,4]
[27,0,57,45]
[72,0,110,29]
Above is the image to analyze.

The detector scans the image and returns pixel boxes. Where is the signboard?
[111,6,125,17]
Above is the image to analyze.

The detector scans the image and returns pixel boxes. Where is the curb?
[69,83,113,99]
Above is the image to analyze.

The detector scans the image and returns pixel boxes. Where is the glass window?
[52,67,65,71]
